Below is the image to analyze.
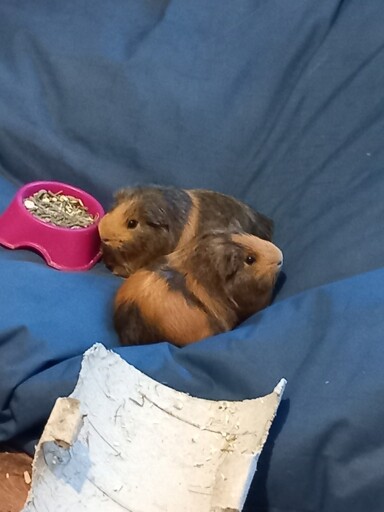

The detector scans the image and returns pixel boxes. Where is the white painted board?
[23,343,286,512]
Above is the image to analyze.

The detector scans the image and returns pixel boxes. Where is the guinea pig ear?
[113,188,133,205]
[215,242,243,281]
[144,203,170,231]
[253,213,274,241]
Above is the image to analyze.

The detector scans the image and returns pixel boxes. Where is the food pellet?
[23,189,97,229]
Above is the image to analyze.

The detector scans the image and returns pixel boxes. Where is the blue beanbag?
[1,1,384,510]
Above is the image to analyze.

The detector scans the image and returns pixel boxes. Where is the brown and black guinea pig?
[114,230,283,347]
[98,185,274,277]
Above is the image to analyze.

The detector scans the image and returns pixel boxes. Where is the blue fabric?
[1,1,384,510]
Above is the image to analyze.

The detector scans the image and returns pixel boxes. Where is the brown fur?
[114,231,283,347]
[99,185,273,277]
[115,270,214,346]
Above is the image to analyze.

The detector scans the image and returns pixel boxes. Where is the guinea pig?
[114,231,283,347]
[98,185,274,277]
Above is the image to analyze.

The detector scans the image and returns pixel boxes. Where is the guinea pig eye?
[127,219,138,229]
[245,255,256,266]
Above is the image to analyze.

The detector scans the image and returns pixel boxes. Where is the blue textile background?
[0,1,384,510]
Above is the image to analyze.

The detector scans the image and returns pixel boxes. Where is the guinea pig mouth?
[101,239,124,248]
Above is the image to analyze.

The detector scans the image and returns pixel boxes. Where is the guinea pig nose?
[277,258,283,267]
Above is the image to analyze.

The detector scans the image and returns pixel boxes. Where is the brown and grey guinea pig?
[98,185,274,277]
[114,230,283,347]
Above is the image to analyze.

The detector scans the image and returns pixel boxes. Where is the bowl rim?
[16,180,105,233]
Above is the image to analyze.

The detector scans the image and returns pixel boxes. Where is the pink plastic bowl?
[0,181,105,271]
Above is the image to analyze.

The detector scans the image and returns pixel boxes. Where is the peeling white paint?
[22,344,286,512]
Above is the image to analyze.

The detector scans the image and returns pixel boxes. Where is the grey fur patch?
[193,189,274,241]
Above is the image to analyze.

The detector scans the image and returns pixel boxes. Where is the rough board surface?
[22,344,285,512]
